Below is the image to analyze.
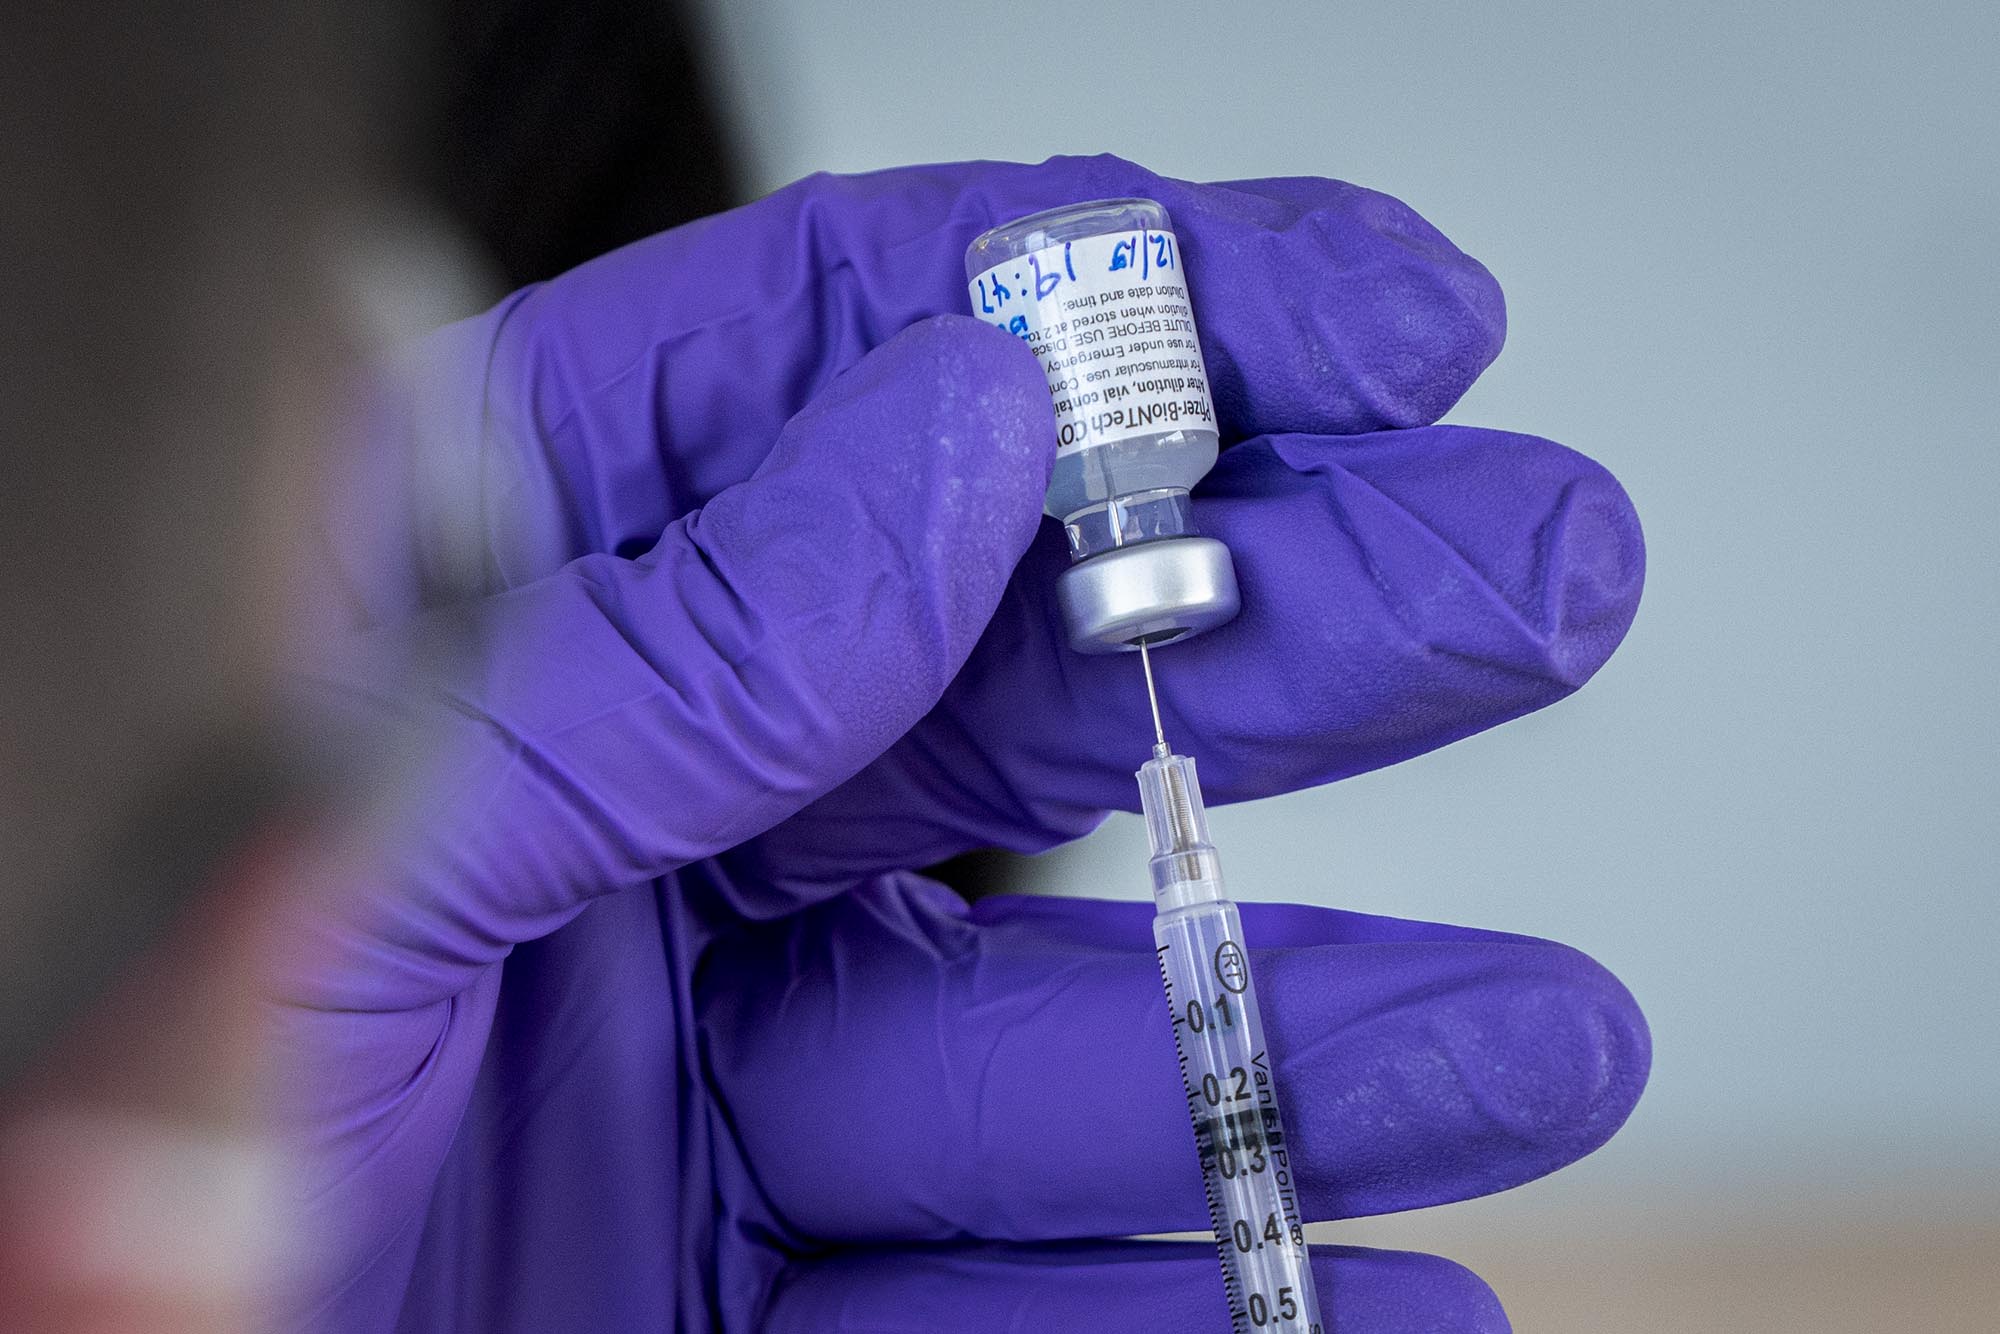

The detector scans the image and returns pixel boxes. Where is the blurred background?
[690,1,2000,1329]
[3,1,1993,1329]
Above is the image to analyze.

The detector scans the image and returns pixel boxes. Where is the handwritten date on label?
[968,229,1215,453]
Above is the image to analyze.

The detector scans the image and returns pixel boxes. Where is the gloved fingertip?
[1313,1245,1512,1333]
[1441,940,1652,1198]
[1541,452,1647,689]
[1155,174,1509,435]
[1530,942,1653,1154]
[1197,425,1646,744]
[1334,182,1507,422]
[1340,247,1506,429]
[1260,933,1651,1217]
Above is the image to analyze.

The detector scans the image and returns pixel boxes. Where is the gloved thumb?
[286,315,1052,1011]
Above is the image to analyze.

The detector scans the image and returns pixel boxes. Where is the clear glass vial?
[966,199,1240,654]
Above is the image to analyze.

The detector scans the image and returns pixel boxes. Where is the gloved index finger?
[479,157,1504,568]
[947,159,1507,442]
[1129,167,1507,441]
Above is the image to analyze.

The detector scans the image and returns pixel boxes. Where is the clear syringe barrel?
[1141,749,1324,1334]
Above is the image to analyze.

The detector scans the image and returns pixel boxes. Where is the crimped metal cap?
[1055,537,1240,654]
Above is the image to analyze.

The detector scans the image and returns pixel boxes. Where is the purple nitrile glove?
[276,156,1648,1333]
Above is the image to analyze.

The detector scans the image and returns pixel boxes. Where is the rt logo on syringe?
[1214,940,1249,994]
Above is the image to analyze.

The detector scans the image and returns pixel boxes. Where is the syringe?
[964,200,1315,1325]
[1138,643,1324,1334]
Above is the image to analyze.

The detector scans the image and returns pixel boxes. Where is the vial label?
[969,228,1216,454]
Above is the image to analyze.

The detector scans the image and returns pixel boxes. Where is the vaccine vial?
[966,199,1240,654]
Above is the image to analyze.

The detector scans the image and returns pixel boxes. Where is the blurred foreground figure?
[0,1,728,1326]
[0,3,382,1328]
[0,6,1649,1333]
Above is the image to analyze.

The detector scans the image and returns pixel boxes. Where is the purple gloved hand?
[278,156,1648,1333]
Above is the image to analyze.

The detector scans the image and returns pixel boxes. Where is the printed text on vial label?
[969,230,1216,453]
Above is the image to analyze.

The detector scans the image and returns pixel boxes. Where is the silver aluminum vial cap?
[1055,536,1241,654]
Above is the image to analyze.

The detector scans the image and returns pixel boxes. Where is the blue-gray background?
[697,2,1998,1326]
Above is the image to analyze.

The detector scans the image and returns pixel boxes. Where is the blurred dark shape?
[0,0,744,1089]
[419,0,746,288]
[0,0,389,1092]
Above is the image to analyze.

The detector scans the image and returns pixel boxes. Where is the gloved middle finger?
[722,422,1642,904]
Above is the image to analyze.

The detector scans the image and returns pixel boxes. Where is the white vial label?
[969,229,1216,454]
